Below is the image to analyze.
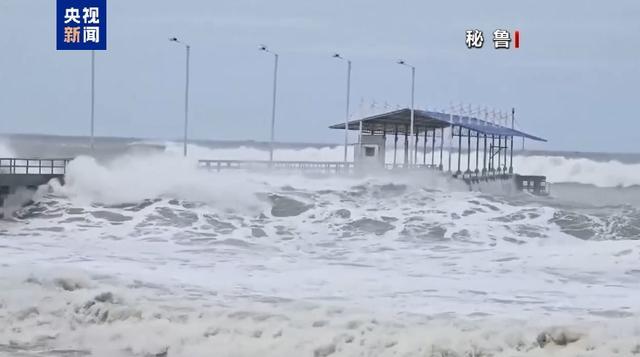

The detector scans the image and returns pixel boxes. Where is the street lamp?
[397,60,415,166]
[333,53,351,163]
[260,45,279,163]
[169,37,190,157]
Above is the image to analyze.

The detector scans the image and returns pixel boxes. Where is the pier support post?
[414,130,419,166]
[431,129,436,166]
[466,129,471,175]
[497,136,502,175]
[475,131,479,176]
[403,127,409,167]
[482,134,487,177]
[503,136,508,174]
[456,126,462,177]
[509,135,514,174]
[393,127,398,167]
[503,137,508,174]
[439,128,444,171]
[490,135,495,175]
[423,130,427,165]
[448,127,453,173]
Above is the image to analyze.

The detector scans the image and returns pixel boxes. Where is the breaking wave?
[1,147,640,356]
[165,143,640,188]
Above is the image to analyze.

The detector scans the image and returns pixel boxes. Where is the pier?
[198,108,549,194]
[1,108,549,204]
[0,158,68,205]
[199,159,355,173]
[198,159,441,173]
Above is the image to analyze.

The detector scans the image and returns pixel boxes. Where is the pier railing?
[199,160,446,173]
[199,159,355,173]
[0,158,70,175]
[384,163,440,170]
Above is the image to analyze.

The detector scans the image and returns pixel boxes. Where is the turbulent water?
[1,142,640,356]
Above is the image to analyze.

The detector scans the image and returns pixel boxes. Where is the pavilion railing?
[0,158,71,175]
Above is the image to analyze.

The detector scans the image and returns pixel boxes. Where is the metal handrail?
[198,159,447,173]
[198,159,355,173]
[384,163,439,170]
[0,158,71,175]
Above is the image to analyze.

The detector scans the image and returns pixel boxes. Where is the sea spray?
[1,148,640,356]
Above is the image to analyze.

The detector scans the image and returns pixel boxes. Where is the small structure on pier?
[330,109,450,170]
[329,108,547,186]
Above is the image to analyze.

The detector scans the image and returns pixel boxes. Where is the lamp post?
[397,60,415,166]
[260,45,279,163]
[169,37,191,157]
[333,53,351,163]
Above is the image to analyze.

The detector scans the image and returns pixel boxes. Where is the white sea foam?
[0,140,15,175]
[513,155,640,187]
[59,153,266,213]
[1,265,639,357]
[2,148,640,356]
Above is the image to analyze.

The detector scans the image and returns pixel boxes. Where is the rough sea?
[1,135,640,357]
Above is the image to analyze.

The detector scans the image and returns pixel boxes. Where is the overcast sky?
[1,0,639,152]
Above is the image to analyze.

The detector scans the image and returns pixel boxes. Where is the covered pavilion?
[329,108,546,179]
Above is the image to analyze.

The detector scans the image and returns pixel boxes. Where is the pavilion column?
[423,130,428,165]
[393,127,398,167]
[403,126,409,167]
[482,134,487,176]
[431,129,436,166]
[475,131,479,175]
[504,137,509,174]
[466,129,471,174]
[498,136,507,175]
[448,125,453,173]
[490,135,495,174]
[456,126,462,176]
[439,128,444,171]
[414,130,419,166]
[497,136,502,174]
[509,135,514,174]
